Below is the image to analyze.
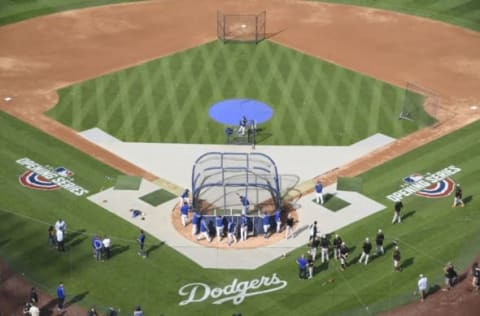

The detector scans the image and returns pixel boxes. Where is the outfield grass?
[316,0,480,31]
[0,0,142,26]
[1,107,479,314]
[46,40,433,145]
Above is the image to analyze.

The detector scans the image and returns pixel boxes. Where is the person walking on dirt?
[56,282,66,312]
[275,209,282,233]
[285,213,295,239]
[443,262,457,290]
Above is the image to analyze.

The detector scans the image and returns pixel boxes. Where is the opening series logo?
[386,165,461,202]
[17,157,89,197]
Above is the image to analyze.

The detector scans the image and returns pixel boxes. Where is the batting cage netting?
[217,10,266,43]
[192,152,280,215]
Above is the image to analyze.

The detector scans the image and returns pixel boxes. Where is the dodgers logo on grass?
[16,157,89,196]
[386,165,461,202]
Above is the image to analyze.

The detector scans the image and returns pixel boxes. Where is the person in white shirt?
[56,229,65,252]
[28,304,40,316]
[417,274,428,301]
[102,235,111,260]
[55,218,67,235]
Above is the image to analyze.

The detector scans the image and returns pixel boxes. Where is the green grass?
[337,176,363,192]
[0,0,143,26]
[114,175,142,190]
[314,194,351,211]
[139,189,176,206]
[46,40,434,145]
[316,0,480,31]
[1,108,479,314]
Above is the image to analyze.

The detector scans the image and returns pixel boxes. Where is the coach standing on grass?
[375,229,385,255]
[392,201,403,224]
[358,237,372,265]
[137,230,146,258]
[296,254,308,280]
[393,246,401,272]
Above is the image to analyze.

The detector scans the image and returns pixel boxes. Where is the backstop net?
[217,10,266,43]
[192,152,280,214]
[399,82,439,127]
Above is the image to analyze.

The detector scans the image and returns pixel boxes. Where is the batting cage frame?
[191,152,281,214]
[399,82,439,126]
[217,10,266,43]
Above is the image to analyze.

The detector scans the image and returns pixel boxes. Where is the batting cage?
[192,152,280,214]
[399,82,439,126]
[217,10,266,43]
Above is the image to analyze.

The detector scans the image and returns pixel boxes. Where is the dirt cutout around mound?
[1,0,480,314]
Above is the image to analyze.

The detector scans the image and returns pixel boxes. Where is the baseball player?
[262,212,271,238]
[240,214,248,241]
[310,237,320,261]
[239,195,250,215]
[375,229,385,255]
[392,201,403,224]
[275,209,282,233]
[393,246,401,272]
[198,218,212,243]
[309,221,318,242]
[314,180,324,205]
[227,219,237,246]
[358,237,372,265]
[215,215,225,242]
[191,211,200,237]
[238,116,247,135]
[443,262,457,290]
[55,218,67,236]
[296,254,308,280]
[285,213,295,239]
[320,234,330,263]
[339,242,349,271]
[452,184,465,208]
[417,274,428,302]
[333,234,343,260]
[137,230,146,258]
[307,254,314,279]
[179,188,190,205]
[180,202,189,227]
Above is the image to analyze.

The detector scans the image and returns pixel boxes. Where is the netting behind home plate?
[192,152,281,214]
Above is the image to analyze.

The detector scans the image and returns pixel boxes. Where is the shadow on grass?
[110,244,129,259]
[464,195,473,205]
[400,257,415,270]
[402,210,416,222]
[66,236,88,250]
[65,229,86,243]
[0,238,11,247]
[146,242,165,256]
[66,291,89,307]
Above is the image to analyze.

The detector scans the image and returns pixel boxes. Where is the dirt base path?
[1,0,480,314]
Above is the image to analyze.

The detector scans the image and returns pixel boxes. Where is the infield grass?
[1,109,479,314]
[316,0,480,31]
[47,40,434,145]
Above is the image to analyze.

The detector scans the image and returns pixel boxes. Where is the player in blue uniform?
[315,180,324,204]
[191,211,200,237]
[180,202,189,227]
[180,188,190,205]
[227,219,237,246]
[215,215,225,242]
[239,195,250,215]
[274,209,282,233]
[137,230,146,258]
[238,116,247,135]
[262,212,271,238]
[240,214,248,241]
[198,218,212,243]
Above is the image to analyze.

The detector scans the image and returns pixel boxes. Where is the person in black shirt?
[320,235,330,263]
[29,287,38,304]
[358,238,372,265]
[443,262,457,290]
[375,229,385,255]
[452,184,465,208]
[393,246,401,272]
[333,234,342,260]
[339,242,349,271]
[310,237,320,261]
[392,201,403,224]
[285,214,295,239]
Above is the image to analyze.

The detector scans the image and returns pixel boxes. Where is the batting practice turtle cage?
[191,152,281,214]
[217,10,266,43]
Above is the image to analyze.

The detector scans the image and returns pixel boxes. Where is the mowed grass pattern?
[47,41,433,145]
[317,0,480,31]
[1,108,479,314]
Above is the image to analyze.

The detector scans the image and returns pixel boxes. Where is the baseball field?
[1,0,480,315]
